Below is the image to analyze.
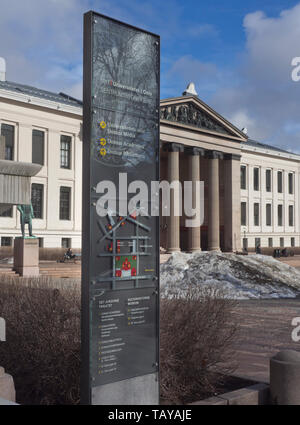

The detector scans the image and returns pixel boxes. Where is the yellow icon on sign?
[100,148,106,156]
[100,138,106,146]
[100,121,106,129]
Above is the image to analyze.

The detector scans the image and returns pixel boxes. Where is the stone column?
[186,147,204,252]
[164,143,183,253]
[224,153,242,252]
[206,150,222,251]
[0,135,5,159]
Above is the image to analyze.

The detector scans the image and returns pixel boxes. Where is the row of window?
[0,184,71,220]
[32,184,71,220]
[241,202,294,227]
[1,124,72,168]
[1,237,72,248]
[243,237,295,250]
[241,166,294,194]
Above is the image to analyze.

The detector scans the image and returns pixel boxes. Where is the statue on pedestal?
[17,204,35,238]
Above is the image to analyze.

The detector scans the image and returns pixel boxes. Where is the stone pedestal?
[13,237,39,277]
[0,366,15,403]
[270,350,300,405]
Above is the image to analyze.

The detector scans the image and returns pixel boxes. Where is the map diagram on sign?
[94,210,155,290]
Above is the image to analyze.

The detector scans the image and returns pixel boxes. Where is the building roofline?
[1,81,299,160]
[0,80,82,116]
[241,139,300,162]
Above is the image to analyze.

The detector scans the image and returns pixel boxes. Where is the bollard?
[0,366,16,403]
[270,350,300,405]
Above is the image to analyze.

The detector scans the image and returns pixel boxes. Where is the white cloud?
[168,55,217,81]
[0,0,186,100]
[228,110,255,132]
[210,3,300,151]
[0,0,91,97]
[164,55,220,99]
[187,23,218,38]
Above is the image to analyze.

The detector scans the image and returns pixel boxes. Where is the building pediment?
[160,96,247,141]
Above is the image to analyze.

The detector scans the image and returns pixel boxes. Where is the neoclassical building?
[0,71,299,251]
[0,75,82,248]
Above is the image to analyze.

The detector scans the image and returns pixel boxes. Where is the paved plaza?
[232,298,300,383]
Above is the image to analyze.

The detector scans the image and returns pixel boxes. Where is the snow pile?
[0,257,13,264]
[160,251,300,299]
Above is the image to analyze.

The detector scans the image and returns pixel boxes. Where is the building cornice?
[0,87,82,117]
[241,143,300,163]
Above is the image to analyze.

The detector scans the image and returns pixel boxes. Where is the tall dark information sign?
[82,11,160,405]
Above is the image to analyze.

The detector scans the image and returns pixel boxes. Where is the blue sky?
[1,0,300,151]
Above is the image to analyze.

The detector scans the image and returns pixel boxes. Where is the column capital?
[163,142,184,153]
[205,150,224,160]
[185,146,205,156]
[224,153,241,161]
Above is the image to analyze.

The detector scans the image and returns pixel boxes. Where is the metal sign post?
[82,11,160,405]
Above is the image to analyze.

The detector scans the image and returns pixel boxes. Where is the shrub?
[0,275,237,405]
[0,276,80,405]
[160,285,238,404]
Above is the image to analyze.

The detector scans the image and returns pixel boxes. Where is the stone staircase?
[40,264,81,279]
[0,261,81,279]
[0,267,19,277]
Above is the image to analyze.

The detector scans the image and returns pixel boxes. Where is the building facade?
[0,79,82,248]
[0,77,299,251]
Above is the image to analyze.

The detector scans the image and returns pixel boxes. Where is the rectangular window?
[1,237,12,246]
[241,202,247,226]
[266,203,272,226]
[60,135,71,169]
[255,238,261,248]
[240,165,246,190]
[289,205,294,227]
[277,171,283,193]
[1,124,14,160]
[278,204,283,226]
[62,238,71,248]
[288,173,294,194]
[291,237,295,247]
[253,168,259,191]
[266,169,272,192]
[60,187,71,220]
[31,183,44,219]
[32,129,44,165]
[254,203,260,226]
[0,205,13,217]
[268,238,273,248]
[280,237,284,247]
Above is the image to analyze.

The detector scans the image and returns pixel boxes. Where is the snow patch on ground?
[0,257,13,264]
[160,252,300,299]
